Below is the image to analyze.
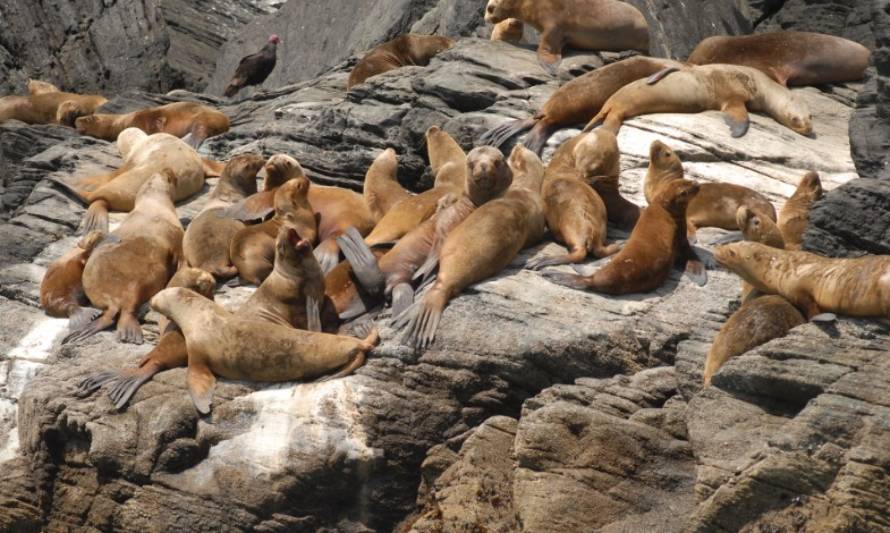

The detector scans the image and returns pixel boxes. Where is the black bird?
[224,34,280,98]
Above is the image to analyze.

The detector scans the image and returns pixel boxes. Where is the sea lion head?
[74,114,100,135]
[648,140,683,177]
[714,241,772,279]
[573,130,620,181]
[507,144,545,192]
[264,153,305,189]
[222,153,264,195]
[168,267,216,300]
[56,101,86,127]
[655,178,699,217]
[150,287,206,321]
[466,146,513,205]
[429,36,455,55]
[268,34,281,45]
[275,224,314,268]
[484,0,513,24]
[782,95,813,136]
[736,206,784,248]
[138,169,178,199]
[117,127,149,160]
[797,171,823,199]
[274,175,311,211]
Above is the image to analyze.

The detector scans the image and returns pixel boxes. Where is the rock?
[804,178,890,257]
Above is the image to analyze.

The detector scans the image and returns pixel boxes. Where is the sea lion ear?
[163,169,179,188]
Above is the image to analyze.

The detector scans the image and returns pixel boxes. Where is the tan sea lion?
[480,56,684,153]
[733,205,785,304]
[77,267,216,409]
[182,153,265,278]
[688,32,871,87]
[528,131,623,269]
[64,171,184,345]
[543,179,706,294]
[778,171,823,250]
[149,286,380,414]
[484,0,649,74]
[702,294,805,386]
[393,144,546,348]
[27,79,61,95]
[645,140,777,242]
[715,242,890,322]
[491,18,524,44]
[75,101,231,149]
[347,34,455,89]
[0,91,108,126]
[40,230,110,328]
[363,148,411,222]
[584,64,813,138]
[426,125,468,190]
[50,128,205,233]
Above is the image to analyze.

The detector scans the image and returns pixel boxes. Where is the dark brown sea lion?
[778,171,823,250]
[348,34,455,89]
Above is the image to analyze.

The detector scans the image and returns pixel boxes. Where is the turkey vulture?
[224,34,280,97]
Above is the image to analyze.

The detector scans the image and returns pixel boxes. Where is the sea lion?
[702,294,805,386]
[543,179,705,294]
[74,101,231,149]
[363,148,411,222]
[778,171,823,250]
[714,241,890,322]
[0,91,108,126]
[229,176,318,285]
[481,56,684,153]
[584,64,813,138]
[77,267,217,409]
[27,79,61,95]
[40,230,110,328]
[491,18,524,44]
[732,205,786,304]
[527,131,623,269]
[149,286,380,414]
[687,32,871,87]
[393,144,546,348]
[64,171,184,345]
[182,153,265,278]
[645,140,777,242]
[426,125,468,190]
[51,128,205,233]
[347,34,454,89]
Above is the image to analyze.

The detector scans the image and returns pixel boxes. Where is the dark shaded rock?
[804,178,890,257]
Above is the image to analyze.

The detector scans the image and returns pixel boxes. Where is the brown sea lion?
[182,153,264,278]
[50,128,205,233]
[393,144,546,348]
[584,64,813,138]
[40,230,110,328]
[714,241,890,323]
[77,267,216,409]
[363,148,411,222]
[27,79,61,95]
[528,130,623,269]
[702,294,805,386]
[491,18,524,44]
[687,32,871,87]
[481,56,684,153]
[347,34,455,89]
[778,171,823,250]
[149,286,380,414]
[543,179,706,294]
[229,176,318,285]
[645,140,777,242]
[484,0,649,74]
[75,101,231,149]
[0,91,108,126]
[64,171,184,345]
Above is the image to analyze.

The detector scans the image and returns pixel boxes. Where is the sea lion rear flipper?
[69,306,102,333]
[314,237,342,275]
[338,296,370,321]
[478,118,536,149]
[216,195,273,222]
[646,67,680,85]
[76,370,118,397]
[721,101,750,138]
[571,257,610,277]
[106,365,159,409]
[393,288,447,349]
[541,270,590,290]
[390,283,414,318]
[83,200,110,234]
[536,28,564,76]
[810,313,837,323]
[187,360,217,415]
[306,296,322,332]
[335,227,385,295]
[63,308,117,345]
[684,260,708,287]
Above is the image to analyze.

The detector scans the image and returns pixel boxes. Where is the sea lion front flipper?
[335,227,385,295]
[536,28,564,76]
[201,158,224,177]
[811,313,837,323]
[390,282,414,318]
[68,306,103,334]
[116,311,144,344]
[646,67,680,85]
[216,194,274,222]
[314,237,342,275]
[187,360,217,415]
[306,296,322,332]
[711,231,744,245]
[571,257,610,277]
[721,101,750,138]
[684,260,708,287]
[83,200,110,234]
[691,245,718,270]
[338,296,370,321]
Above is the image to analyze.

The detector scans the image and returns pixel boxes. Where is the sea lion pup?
[778,171,823,250]
[338,146,514,315]
[40,230,110,327]
[229,176,318,285]
[27,79,61,95]
[491,18,524,44]
[51,128,205,233]
[150,286,380,414]
[687,32,871,87]
[183,153,264,278]
[480,56,683,154]
[347,34,455,89]
[74,101,231,149]
[702,294,805,386]
[484,0,649,74]
[527,131,623,269]
[363,148,411,222]
[714,241,890,323]
[393,144,546,349]
[583,64,813,138]
[77,267,216,409]
[543,179,705,294]
[645,140,777,242]
[64,171,184,345]
[0,91,108,126]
